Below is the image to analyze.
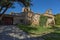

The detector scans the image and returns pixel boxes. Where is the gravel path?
[0,25,44,40]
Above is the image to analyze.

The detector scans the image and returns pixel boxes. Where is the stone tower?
[21,7,33,25]
[21,7,40,26]
[44,9,55,27]
[22,7,31,12]
[46,9,52,14]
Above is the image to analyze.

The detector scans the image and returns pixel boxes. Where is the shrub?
[17,24,37,33]
[17,24,53,35]
[55,14,60,25]
[39,15,48,26]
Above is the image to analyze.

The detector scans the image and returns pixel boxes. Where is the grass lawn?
[42,25,60,40]
[17,24,60,40]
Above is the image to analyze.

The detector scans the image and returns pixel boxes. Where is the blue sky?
[6,0,60,14]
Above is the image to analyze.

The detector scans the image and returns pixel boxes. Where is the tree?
[0,0,32,24]
[55,14,60,25]
[17,0,32,7]
[0,0,32,12]
[0,0,32,20]
[0,0,14,20]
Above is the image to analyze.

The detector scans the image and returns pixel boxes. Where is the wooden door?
[2,17,13,25]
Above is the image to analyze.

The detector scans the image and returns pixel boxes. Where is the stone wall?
[13,8,55,26]
[13,16,20,25]
[32,14,40,26]
[43,9,55,27]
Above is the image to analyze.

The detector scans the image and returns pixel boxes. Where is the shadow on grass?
[41,32,60,40]
[0,34,20,40]
[17,25,60,40]
[22,26,60,40]
[49,25,60,32]
[0,25,60,40]
[7,32,60,40]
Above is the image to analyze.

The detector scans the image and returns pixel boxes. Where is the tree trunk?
[0,3,11,24]
[0,6,4,12]
[0,7,8,21]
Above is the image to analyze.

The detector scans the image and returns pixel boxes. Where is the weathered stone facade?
[43,9,55,26]
[10,8,55,26]
[0,7,55,26]
[11,7,40,25]
[32,14,40,26]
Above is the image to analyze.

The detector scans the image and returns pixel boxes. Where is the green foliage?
[17,24,60,40]
[39,15,48,26]
[17,24,53,35]
[0,0,32,14]
[55,14,60,25]
[17,24,37,33]
[43,25,60,40]
[15,0,32,7]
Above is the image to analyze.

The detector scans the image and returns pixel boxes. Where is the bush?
[39,15,48,26]
[17,24,53,35]
[55,14,60,25]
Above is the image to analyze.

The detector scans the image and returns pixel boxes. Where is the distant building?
[43,9,55,26]
[0,7,55,26]
[11,7,40,25]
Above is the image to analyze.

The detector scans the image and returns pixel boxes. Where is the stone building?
[0,7,55,26]
[31,13,40,26]
[43,9,55,26]
[11,7,40,25]
[10,8,55,26]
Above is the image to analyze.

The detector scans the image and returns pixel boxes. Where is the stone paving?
[0,25,44,40]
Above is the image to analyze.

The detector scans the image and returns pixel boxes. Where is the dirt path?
[0,25,44,40]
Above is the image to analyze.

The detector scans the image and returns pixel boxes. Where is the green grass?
[17,24,60,40]
[42,25,60,40]
[17,24,53,35]
[17,24,37,33]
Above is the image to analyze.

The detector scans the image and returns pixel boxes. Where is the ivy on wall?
[55,14,60,25]
[39,15,48,26]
